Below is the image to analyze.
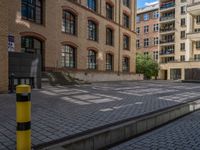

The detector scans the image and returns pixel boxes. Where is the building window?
[88,50,97,69]
[123,35,130,50]
[143,13,149,21]
[153,11,159,18]
[21,0,43,24]
[180,55,185,61]
[123,13,130,28]
[154,37,159,45]
[196,16,200,24]
[88,20,98,41]
[106,3,113,20]
[181,6,186,14]
[144,38,149,47]
[153,51,158,60]
[196,41,200,49]
[87,0,97,11]
[61,45,76,68]
[181,18,186,26]
[180,43,185,51]
[144,52,149,56]
[123,0,130,8]
[122,57,129,72]
[181,31,186,39]
[106,53,113,71]
[136,27,140,34]
[136,40,140,48]
[62,11,76,35]
[144,25,149,33]
[136,16,140,23]
[106,28,113,46]
[153,24,159,32]
[194,54,200,61]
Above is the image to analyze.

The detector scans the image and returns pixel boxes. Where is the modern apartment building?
[136,3,159,61]
[159,0,200,80]
[0,0,138,93]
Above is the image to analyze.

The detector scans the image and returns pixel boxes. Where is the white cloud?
[145,1,158,6]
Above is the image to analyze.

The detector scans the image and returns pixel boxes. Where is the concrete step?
[34,99,200,150]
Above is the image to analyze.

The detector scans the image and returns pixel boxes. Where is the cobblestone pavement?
[1,81,200,149]
[110,110,200,150]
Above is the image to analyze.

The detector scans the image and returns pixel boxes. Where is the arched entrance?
[21,36,45,70]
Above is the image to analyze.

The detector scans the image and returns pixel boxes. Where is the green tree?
[136,53,159,80]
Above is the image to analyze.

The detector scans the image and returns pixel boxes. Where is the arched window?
[21,0,43,24]
[61,45,76,68]
[88,50,97,69]
[122,57,130,72]
[88,20,98,41]
[21,36,42,54]
[106,53,113,71]
[62,11,77,35]
[106,3,113,20]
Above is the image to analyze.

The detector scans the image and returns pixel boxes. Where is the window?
[61,45,76,68]
[153,51,158,60]
[123,13,130,28]
[88,50,97,69]
[144,38,149,47]
[88,20,97,41]
[106,3,113,20]
[181,6,186,14]
[180,43,185,51]
[181,18,186,26]
[144,52,149,56]
[21,0,43,24]
[87,0,97,11]
[144,25,149,33]
[21,36,42,54]
[196,41,200,49]
[136,27,140,34]
[194,54,200,61]
[62,11,76,35]
[181,0,186,2]
[136,40,140,48]
[181,31,186,39]
[123,0,130,8]
[122,57,129,72]
[106,54,113,71]
[136,16,140,23]
[180,55,185,61]
[196,16,200,24]
[153,24,159,32]
[154,37,159,45]
[123,35,130,50]
[153,11,159,18]
[143,13,149,21]
[106,28,113,46]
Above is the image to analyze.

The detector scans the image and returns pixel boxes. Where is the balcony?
[160,39,175,45]
[160,50,175,56]
[187,0,200,15]
[160,28,175,34]
[187,28,200,41]
[160,1,175,11]
[160,16,175,22]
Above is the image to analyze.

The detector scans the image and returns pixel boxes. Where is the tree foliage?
[136,54,159,79]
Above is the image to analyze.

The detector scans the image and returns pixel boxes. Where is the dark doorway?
[164,70,168,80]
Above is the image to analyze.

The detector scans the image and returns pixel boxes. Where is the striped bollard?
[16,85,31,150]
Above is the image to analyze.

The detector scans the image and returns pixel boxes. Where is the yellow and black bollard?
[16,85,31,150]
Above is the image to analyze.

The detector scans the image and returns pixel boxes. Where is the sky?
[137,0,158,8]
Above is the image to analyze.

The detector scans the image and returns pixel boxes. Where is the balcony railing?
[160,16,175,22]
[160,50,174,55]
[160,1,175,10]
[160,28,175,33]
[160,39,175,44]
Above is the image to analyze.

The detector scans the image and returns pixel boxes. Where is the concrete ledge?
[37,99,200,150]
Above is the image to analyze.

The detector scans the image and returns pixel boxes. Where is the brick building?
[0,0,138,93]
[136,3,159,61]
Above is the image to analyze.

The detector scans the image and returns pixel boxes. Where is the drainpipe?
[118,0,121,76]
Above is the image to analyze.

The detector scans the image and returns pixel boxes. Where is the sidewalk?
[110,110,200,150]
[0,81,200,149]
